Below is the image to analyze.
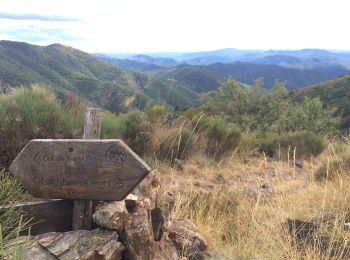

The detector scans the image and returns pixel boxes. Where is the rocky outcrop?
[19,171,208,260]
[92,191,208,259]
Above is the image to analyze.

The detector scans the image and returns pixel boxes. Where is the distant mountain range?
[97,48,350,90]
[100,48,350,69]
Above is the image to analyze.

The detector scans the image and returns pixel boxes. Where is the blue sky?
[0,0,349,53]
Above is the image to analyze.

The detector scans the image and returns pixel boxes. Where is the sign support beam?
[73,108,101,230]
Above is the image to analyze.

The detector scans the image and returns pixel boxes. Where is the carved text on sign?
[10,139,151,200]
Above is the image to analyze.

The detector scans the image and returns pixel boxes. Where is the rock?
[169,219,208,260]
[174,158,185,171]
[157,191,175,225]
[132,170,161,208]
[125,193,139,211]
[286,218,319,243]
[286,218,350,258]
[295,160,303,169]
[154,234,180,260]
[122,197,179,260]
[151,208,165,241]
[26,244,58,260]
[95,238,125,260]
[344,222,350,231]
[26,228,124,260]
[122,198,154,260]
[259,183,274,196]
[93,201,127,230]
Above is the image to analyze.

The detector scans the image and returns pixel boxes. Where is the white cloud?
[0,0,349,52]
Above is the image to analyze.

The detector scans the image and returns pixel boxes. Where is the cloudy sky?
[0,0,349,53]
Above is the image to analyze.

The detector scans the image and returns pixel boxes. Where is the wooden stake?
[72,108,101,230]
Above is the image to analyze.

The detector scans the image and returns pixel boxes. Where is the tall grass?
[168,142,350,259]
[0,171,31,259]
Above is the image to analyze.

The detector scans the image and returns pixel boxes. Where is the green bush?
[146,105,166,123]
[60,92,85,138]
[255,132,280,157]
[101,111,123,139]
[205,118,241,158]
[279,131,326,159]
[315,156,350,181]
[101,109,148,155]
[222,125,241,151]
[257,131,326,159]
[0,85,85,169]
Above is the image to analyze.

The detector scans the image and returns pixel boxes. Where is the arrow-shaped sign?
[9,139,151,201]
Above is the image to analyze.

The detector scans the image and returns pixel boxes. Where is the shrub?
[257,131,326,159]
[279,131,326,159]
[255,132,279,157]
[205,118,241,158]
[0,85,85,169]
[101,109,149,155]
[159,128,195,161]
[146,105,166,123]
[315,156,350,181]
[221,125,241,152]
[60,92,86,138]
[101,111,123,139]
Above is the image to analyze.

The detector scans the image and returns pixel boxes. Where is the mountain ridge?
[0,40,200,111]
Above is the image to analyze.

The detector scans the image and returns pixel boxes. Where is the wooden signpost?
[9,139,151,200]
[9,108,151,232]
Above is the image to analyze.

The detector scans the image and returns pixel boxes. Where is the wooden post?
[72,108,101,230]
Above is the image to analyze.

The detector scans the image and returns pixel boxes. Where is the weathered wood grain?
[73,108,101,230]
[17,199,73,235]
[9,139,151,200]
[83,107,101,140]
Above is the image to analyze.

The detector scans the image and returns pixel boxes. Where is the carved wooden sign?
[9,139,151,201]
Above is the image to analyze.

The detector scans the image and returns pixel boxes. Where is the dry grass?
[158,142,350,259]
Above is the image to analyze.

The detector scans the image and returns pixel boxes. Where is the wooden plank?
[83,107,101,139]
[73,108,101,230]
[17,200,73,236]
[9,139,151,200]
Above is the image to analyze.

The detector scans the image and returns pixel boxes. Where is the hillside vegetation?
[153,62,348,91]
[0,40,199,111]
[293,74,350,129]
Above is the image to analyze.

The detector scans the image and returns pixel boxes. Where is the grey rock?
[93,201,127,230]
[26,228,124,260]
[174,159,185,171]
[169,219,208,260]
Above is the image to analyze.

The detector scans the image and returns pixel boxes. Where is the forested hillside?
[293,74,350,129]
[0,41,199,111]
